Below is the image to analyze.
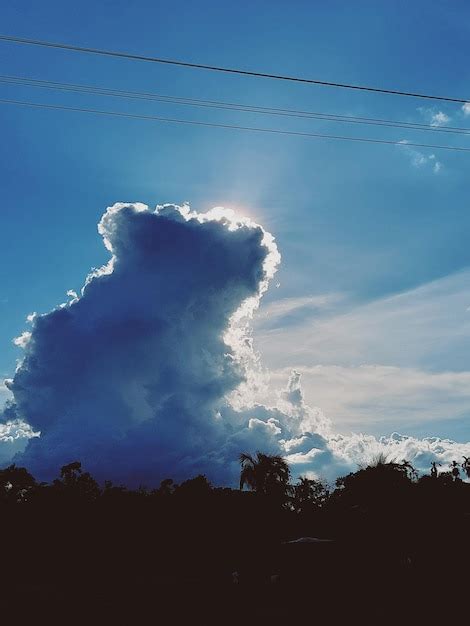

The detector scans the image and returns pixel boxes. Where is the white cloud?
[1,202,469,486]
[318,430,470,482]
[0,419,39,443]
[0,380,11,407]
[2,202,282,485]
[430,111,450,127]
[254,293,343,328]
[254,269,470,432]
[397,140,442,173]
[0,419,39,464]
[276,371,470,482]
[462,103,470,116]
[418,107,451,127]
[13,331,31,348]
[256,270,470,369]
[266,365,470,433]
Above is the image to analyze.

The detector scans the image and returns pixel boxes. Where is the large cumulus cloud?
[3,203,280,484]
[1,201,470,485]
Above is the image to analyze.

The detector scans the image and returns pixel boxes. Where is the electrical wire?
[1,96,469,152]
[0,33,468,104]
[1,74,469,136]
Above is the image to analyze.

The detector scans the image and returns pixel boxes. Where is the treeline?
[1,453,470,620]
[3,452,469,507]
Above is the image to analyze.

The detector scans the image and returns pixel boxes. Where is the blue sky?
[2,1,470,445]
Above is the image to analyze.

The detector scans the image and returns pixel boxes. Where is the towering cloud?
[2,203,283,484]
[1,202,469,485]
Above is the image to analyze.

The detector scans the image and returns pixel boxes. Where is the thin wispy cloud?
[254,293,344,329]
[254,269,470,434]
[397,139,443,173]
[256,269,470,370]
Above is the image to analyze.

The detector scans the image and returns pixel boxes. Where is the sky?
[1,1,470,482]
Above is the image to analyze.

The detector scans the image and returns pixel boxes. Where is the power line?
[0,33,468,105]
[2,73,470,137]
[1,96,469,152]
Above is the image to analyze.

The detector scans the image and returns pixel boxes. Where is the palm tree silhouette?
[400,460,418,481]
[239,452,291,498]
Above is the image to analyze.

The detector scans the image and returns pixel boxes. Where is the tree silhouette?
[239,452,290,499]
[291,476,329,513]
[334,457,415,513]
[450,460,461,482]
[1,451,470,620]
[399,459,418,481]
[53,461,101,500]
[156,478,176,497]
[176,474,212,497]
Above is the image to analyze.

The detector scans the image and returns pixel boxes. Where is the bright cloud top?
[1,202,469,485]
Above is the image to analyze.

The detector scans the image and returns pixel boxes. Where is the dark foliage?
[1,455,470,621]
[239,452,291,499]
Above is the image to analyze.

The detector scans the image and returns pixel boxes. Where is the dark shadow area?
[1,454,470,622]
